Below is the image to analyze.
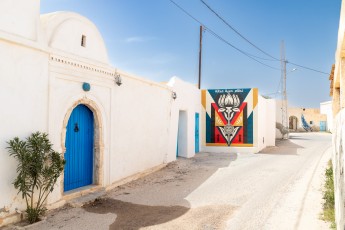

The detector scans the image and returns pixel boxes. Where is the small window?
[81,35,86,47]
[310,121,313,125]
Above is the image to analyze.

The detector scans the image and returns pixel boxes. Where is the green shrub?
[7,132,65,223]
[322,160,335,229]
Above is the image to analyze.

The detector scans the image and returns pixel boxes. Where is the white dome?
[41,12,109,64]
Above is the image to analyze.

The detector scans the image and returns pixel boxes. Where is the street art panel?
[202,88,258,147]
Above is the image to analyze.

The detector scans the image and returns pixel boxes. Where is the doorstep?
[63,185,106,208]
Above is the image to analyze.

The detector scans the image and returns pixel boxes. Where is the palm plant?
[7,132,65,223]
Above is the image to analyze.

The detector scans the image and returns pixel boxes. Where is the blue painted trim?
[82,82,91,92]
[195,113,199,153]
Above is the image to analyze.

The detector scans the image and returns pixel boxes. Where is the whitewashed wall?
[0,1,49,224]
[109,72,172,183]
[40,13,177,206]
[258,97,276,150]
[332,109,345,229]
[275,100,285,139]
[0,1,276,226]
[0,38,50,225]
[331,1,345,229]
[41,12,109,64]
[0,9,188,226]
[0,0,40,41]
[167,77,201,162]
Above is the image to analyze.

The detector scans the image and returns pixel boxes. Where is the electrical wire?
[169,0,330,76]
[205,28,281,70]
[168,0,280,71]
[287,61,329,75]
[200,0,280,61]
[201,0,331,76]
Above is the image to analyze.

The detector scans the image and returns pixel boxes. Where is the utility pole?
[198,25,203,89]
[281,41,288,139]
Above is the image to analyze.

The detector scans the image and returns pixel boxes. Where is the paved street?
[7,132,332,230]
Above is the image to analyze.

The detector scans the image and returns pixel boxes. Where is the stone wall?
[331,1,345,229]
[332,109,345,228]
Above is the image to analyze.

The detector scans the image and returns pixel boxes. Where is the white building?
[0,2,200,225]
[0,0,276,226]
[275,99,288,139]
[320,101,333,132]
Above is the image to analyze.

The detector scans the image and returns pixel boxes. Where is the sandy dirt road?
[3,132,332,230]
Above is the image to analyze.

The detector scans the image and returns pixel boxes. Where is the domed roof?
[41,12,109,64]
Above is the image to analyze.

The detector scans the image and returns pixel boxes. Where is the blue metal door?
[195,113,199,153]
[320,121,326,131]
[64,104,94,192]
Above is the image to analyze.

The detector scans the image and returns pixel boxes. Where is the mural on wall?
[301,114,313,132]
[202,88,258,147]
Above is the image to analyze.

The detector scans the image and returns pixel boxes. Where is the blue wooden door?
[195,113,199,153]
[64,104,94,192]
[320,121,326,131]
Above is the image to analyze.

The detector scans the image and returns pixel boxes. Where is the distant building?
[275,100,329,139]
[288,107,327,132]
[320,101,333,132]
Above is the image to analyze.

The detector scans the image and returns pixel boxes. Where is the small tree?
[7,132,65,223]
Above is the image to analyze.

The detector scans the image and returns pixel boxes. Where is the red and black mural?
[202,88,258,147]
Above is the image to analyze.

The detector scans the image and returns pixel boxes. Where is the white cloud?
[125,36,156,43]
[144,54,175,65]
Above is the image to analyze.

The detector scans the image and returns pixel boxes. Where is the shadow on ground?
[83,152,237,229]
[84,199,189,229]
[84,198,234,230]
[289,136,311,140]
[259,139,304,155]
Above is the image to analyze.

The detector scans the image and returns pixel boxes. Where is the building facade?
[0,2,201,225]
[330,0,345,229]
[288,107,327,132]
[0,0,276,226]
[320,101,333,132]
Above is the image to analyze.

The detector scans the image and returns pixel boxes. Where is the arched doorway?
[289,116,298,131]
[64,104,94,192]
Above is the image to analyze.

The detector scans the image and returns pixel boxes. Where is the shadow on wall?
[276,122,288,135]
[83,152,237,229]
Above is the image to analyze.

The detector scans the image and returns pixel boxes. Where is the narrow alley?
[8,132,331,230]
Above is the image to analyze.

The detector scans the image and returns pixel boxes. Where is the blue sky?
[41,0,341,108]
